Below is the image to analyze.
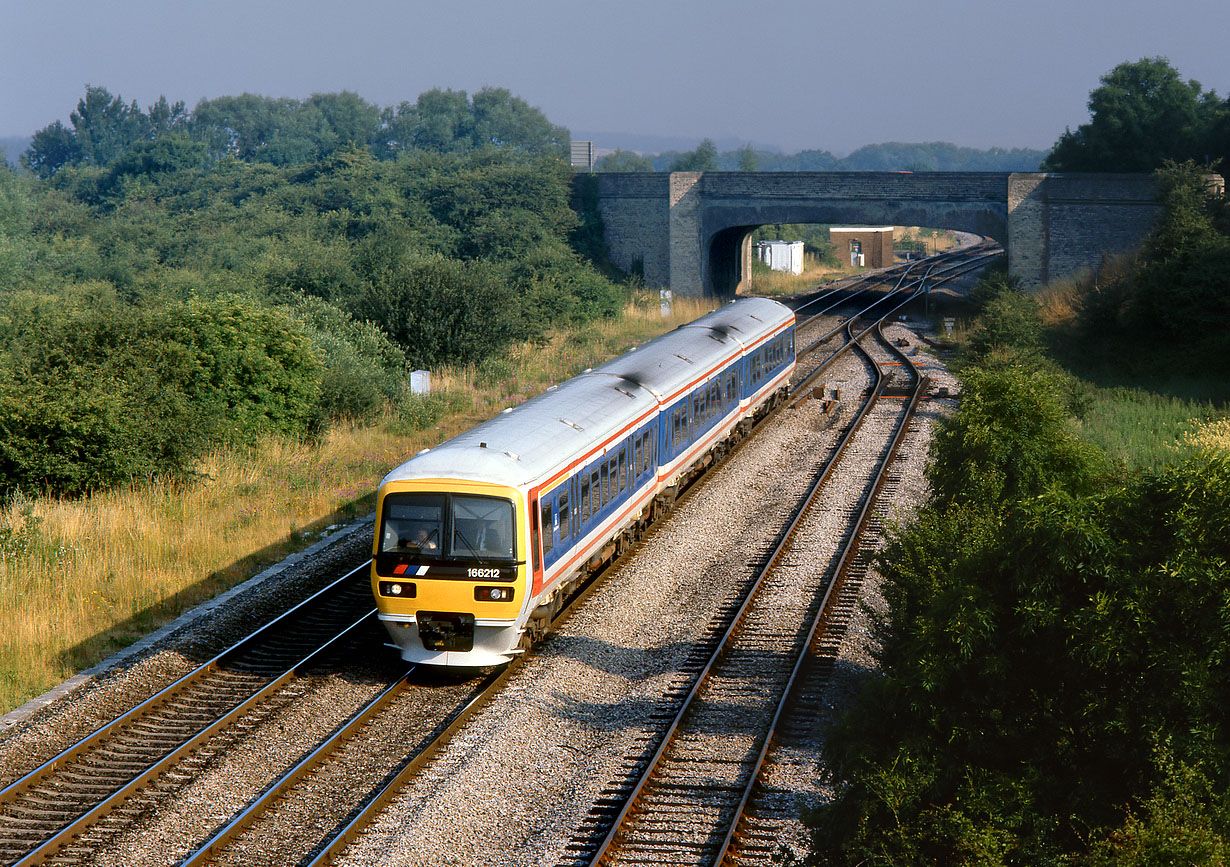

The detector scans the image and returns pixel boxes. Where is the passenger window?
[600,464,608,506]
[541,501,554,554]
[591,470,600,513]
[619,450,627,491]
[581,478,590,522]
[559,491,570,540]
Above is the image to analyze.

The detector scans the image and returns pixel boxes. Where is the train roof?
[381,372,657,490]
[595,296,794,401]
[683,295,795,342]
[378,297,795,493]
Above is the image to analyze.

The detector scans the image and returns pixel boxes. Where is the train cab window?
[581,477,591,522]
[540,501,554,554]
[451,495,515,560]
[380,493,444,556]
[618,450,627,492]
[559,490,571,540]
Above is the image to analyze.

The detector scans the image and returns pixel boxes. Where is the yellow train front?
[371,297,797,667]
[372,470,529,666]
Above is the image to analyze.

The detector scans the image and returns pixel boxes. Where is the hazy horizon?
[3,0,1226,155]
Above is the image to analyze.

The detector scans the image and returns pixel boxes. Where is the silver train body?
[371,296,796,665]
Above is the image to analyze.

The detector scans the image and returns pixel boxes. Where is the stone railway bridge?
[587,171,1179,297]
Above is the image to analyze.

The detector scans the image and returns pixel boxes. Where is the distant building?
[829,227,894,268]
[754,240,804,275]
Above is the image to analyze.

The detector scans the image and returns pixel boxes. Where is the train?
[371,296,797,666]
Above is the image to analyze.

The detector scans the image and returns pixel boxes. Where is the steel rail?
[12,610,377,867]
[0,561,371,810]
[179,663,417,867]
[588,326,887,865]
[714,319,927,866]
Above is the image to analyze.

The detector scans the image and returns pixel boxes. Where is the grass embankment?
[0,296,717,713]
[1034,273,1230,471]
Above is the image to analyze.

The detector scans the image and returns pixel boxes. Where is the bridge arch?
[698,192,1009,297]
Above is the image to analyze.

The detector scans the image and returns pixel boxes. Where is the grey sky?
[3,0,1227,155]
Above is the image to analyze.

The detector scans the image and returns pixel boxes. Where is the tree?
[1043,58,1214,172]
[305,91,380,148]
[469,87,569,156]
[736,144,758,171]
[23,87,187,177]
[402,88,472,153]
[23,121,80,178]
[670,138,719,172]
[594,149,653,172]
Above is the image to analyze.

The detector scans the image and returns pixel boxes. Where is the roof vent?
[558,418,584,431]
[675,353,693,364]
[479,442,487,449]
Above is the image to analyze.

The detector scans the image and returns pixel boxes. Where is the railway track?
[0,566,378,866]
[564,319,924,866]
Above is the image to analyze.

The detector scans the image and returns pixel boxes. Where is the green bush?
[282,293,409,422]
[926,362,1101,508]
[350,254,526,368]
[811,357,1230,864]
[0,291,321,497]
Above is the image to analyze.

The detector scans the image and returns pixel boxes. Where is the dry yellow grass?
[1182,417,1230,452]
[741,253,860,297]
[0,297,717,713]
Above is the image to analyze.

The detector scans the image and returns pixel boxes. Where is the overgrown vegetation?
[0,86,627,501]
[807,151,1230,862]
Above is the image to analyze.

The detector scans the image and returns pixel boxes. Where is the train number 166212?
[467,567,503,579]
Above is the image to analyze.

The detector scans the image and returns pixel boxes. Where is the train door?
[571,475,580,539]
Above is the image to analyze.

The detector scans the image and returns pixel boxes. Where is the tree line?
[22,86,569,178]
[0,86,620,500]
[595,139,1049,173]
[595,57,1230,177]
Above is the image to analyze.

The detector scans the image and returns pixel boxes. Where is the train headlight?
[379,581,416,598]
[475,586,515,602]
